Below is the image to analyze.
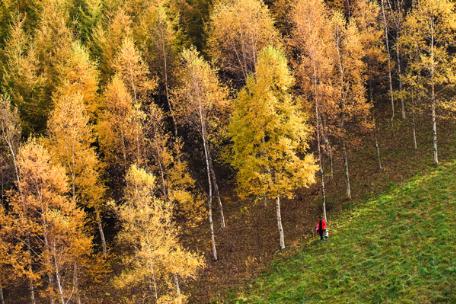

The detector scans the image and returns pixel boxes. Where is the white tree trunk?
[0,286,5,304]
[315,103,327,220]
[380,0,395,122]
[199,106,218,261]
[174,274,181,296]
[210,165,226,229]
[396,39,406,119]
[276,196,285,250]
[150,265,158,302]
[313,66,327,220]
[375,135,383,171]
[430,20,438,165]
[373,118,383,171]
[342,142,352,200]
[411,93,418,150]
[73,263,81,304]
[207,145,226,228]
[52,243,65,304]
[43,231,55,304]
[96,213,107,256]
[26,239,36,304]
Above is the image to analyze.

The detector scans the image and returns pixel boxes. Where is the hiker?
[315,216,328,240]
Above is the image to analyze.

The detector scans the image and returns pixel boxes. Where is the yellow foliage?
[115,165,204,300]
[228,46,318,200]
[207,0,281,81]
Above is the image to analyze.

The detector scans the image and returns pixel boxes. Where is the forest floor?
[226,157,456,303]
[186,107,456,303]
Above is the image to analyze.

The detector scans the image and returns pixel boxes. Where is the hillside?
[227,160,456,303]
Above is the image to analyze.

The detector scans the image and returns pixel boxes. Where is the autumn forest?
[0,0,455,303]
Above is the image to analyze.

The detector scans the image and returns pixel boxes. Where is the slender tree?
[380,0,396,122]
[352,0,387,171]
[399,0,456,165]
[291,0,336,220]
[228,46,318,250]
[172,48,229,260]
[331,13,373,199]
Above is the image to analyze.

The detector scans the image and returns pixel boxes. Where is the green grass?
[228,161,456,304]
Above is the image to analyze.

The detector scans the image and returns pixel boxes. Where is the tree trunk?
[314,99,327,220]
[52,243,65,304]
[43,232,55,304]
[276,196,285,250]
[380,0,395,122]
[26,238,36,304]
[149,265,158,302]
[342,142,352,200]
[431,95,438,165]
[73,263,81,304]
[430,20,438,165]
[373,117,383,171]
[0,287,5,304]
[209,155,226,228]
[96,212,107,256]
[174,274,181,296]
[328,144,334,180]
[396,39,406,119]
[199,107,217,261]
[313,66,327,219]
[411,97,418,150]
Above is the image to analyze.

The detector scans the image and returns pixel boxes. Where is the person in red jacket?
[315,216,328,240]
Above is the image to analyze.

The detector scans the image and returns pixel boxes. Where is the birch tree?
[399,0,456,165]
[172,48,229,260]
[380,0,396,122]
[331,13,372,199]
[291,0,337,221]
[352,0,387,170]
[228,46,318,250]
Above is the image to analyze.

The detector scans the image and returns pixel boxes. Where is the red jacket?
[315,219,327,232]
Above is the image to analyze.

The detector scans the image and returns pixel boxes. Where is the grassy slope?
[229,161,456,304]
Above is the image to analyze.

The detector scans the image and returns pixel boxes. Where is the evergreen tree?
[172,48,229,260]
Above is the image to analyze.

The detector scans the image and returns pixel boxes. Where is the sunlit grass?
[228,161,456,303]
